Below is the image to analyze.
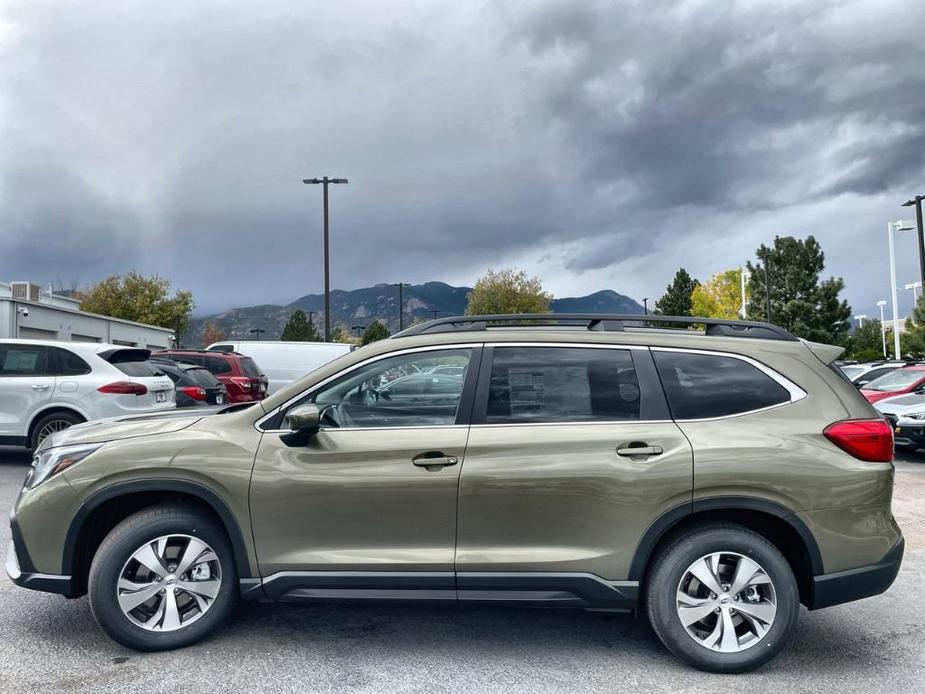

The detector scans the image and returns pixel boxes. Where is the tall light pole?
[876,300,888,358]
[307,311,316,338]
[854,314,867,328]
[303,176,349,342]
[902,195,925,286]
[352,325,366,339]
[739,267,749,319]
[249,328,265,340]
[642,298,648,315]
[759,250,773,323]
[392,282,407,331]
[905,281,922,304]
[888,219,916,359]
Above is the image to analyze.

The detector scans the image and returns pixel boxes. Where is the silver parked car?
[875,392,925,451]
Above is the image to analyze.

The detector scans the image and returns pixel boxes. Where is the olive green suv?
[6,314,904,673]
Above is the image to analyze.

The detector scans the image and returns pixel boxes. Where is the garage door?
[18,327,58,340]
[71,333,102,342]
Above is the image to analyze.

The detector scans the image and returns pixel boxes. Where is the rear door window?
[187,367,220,387]
[484,347,641,424]
[652,350,791,419]
[0,345,50,376]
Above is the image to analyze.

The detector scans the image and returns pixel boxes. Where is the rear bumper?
[6,511,73,597]
[809,537,904,610]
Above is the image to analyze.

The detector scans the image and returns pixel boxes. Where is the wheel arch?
[27,405,89,442]
[629,497,824,604]
[63,479,254,597]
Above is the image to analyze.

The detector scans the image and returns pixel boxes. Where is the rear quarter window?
[653,351,791,419]
[239,357,262,378]
[112,360,167,378]
[205,356,233,375]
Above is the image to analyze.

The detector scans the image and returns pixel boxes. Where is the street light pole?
[307,311,316,338]
[352,325,365,339]
[888,220,916,359]
[249,328,265,341]
[854,314,867,328]
[902,195,925,287]
[303,176,349,342]
[392,282,407,331]
[760,251,773,323]
[642,298,648,315]
[876,300,888,358]
[905,281,922,304]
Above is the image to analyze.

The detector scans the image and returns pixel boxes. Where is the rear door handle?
[412,452,459,469]
[616,444,663,458]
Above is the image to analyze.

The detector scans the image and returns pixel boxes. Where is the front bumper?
[6,512,73,597]
[809,537,904,610]
[879,413,925,449]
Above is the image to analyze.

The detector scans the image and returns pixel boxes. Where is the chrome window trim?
[255,343,482,432]
[649,346,807,421]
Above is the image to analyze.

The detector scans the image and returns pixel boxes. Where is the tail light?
[97,381,148,395]
[823,419,893,462]
[230,377,253,391]
[180,386,207,401]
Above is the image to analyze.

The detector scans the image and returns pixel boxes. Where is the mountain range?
[186,281,643,345]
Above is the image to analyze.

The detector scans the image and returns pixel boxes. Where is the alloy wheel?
[116,534,222,632]
[676,551,777,653]
[36,419,73,445]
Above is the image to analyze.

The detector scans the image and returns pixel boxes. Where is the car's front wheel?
[30,410,84,450]
[88,504,238,651]
[645,523,800,673]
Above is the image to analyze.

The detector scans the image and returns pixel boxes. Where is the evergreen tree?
[280,309,320,341]
[361,321,391,345]
[846,319,885,361]
[330,326,348,343]
[746,235,851,344]
[654,268,698,316]
[903,295,925,358]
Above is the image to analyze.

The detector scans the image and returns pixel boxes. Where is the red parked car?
[155,350,268,403]
[859,365,925,403]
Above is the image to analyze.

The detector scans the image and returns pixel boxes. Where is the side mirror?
[284,404,321,435]
[856,379,870,387]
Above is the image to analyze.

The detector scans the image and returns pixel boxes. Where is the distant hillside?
[185,282,643,346]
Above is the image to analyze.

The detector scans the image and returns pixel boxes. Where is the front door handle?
[412,452,459,470]
[616,443,663,458]
[31,384,50,391]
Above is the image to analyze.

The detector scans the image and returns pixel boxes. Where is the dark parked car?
[155,350,267,403]
[150,358,227,407]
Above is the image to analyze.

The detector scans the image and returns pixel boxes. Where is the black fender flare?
[627,496,824,581]
[62,479,254,579]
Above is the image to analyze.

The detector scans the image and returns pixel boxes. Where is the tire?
[88,504,238,651]
[645,523,800,674]
[30,410,84,451]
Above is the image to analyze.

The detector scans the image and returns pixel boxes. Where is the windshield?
[864,369,925,392]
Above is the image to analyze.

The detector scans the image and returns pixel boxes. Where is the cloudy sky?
[2,0,924,318]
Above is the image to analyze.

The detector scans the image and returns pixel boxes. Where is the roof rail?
[391,313,799,342]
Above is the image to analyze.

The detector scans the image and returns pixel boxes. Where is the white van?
[206,341,353,394]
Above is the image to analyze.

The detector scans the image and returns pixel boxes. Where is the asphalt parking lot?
[0,448,922,694]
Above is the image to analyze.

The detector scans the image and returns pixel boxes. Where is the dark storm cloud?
[1,0,924,318]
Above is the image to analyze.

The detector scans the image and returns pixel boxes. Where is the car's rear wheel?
[88,505,238,651]
[30,410,84,450]
[645,523,800,673]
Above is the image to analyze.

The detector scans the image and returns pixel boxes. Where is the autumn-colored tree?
[361,321,391,345]
[200,321,227,346]
[281,309,320,341]
[691,269,746,319]
[80,272,194,336]
[465,268,552,315]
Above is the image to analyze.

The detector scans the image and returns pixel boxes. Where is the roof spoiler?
[803,340,844,365]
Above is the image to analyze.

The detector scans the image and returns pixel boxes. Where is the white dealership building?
[0,281,174,349]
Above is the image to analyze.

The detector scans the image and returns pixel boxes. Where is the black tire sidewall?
[88,509,238,651]
[647,527,800,674]
[30,411,83,451]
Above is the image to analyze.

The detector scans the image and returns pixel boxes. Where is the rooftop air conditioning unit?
[11,282,42,302]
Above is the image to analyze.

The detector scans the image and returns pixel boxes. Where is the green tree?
[466,268,551,315]
[280,309,320,341]
[80,272,194,337]
[746,236,851,344]
[846,319,885,361]
[361,320,391,345]
[691,269,745,319]
[330,326,347,343]
[903,295,925,358]
[654,268,698,316]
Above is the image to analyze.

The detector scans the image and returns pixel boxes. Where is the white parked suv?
[0,340,176,450]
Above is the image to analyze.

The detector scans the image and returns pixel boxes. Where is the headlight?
[26,444,102,489]
[906,412,925,421]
